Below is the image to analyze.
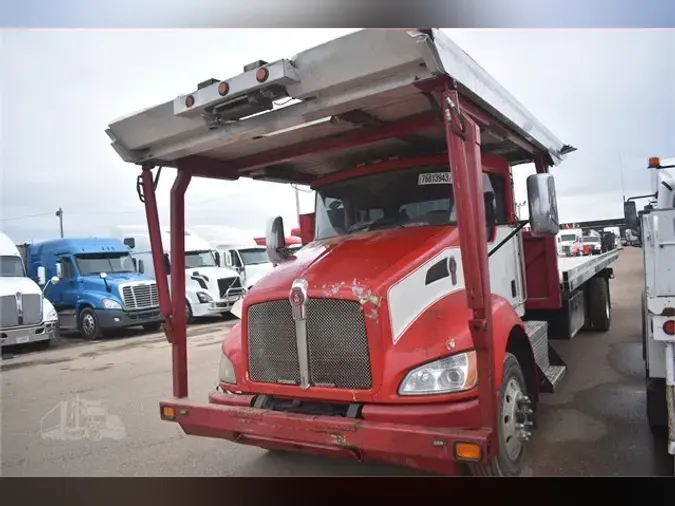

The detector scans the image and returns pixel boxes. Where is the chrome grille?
[120,283,159,310]
[0,294,42,328]
[0,295,19,328]
[247,299,372,389]
[22,294,42,325]
[218,277,243,298]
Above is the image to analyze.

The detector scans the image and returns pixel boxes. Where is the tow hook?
[515,394,534,441]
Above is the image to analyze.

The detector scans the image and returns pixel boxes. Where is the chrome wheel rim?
[502,377,525,460]
[82,314,96,335]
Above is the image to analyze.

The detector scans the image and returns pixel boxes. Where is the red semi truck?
[106,29,618,476]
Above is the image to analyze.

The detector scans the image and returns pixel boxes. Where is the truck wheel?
[646,378,668,435]
[79,308,101,340]
[143,322,162,332]
[469,353,528,477]
[185,301,194,325]
[588,276,611,331]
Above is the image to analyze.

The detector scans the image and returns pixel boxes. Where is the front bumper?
[1,320,59,347]
[94,308,163,329]
[160,392,491,474]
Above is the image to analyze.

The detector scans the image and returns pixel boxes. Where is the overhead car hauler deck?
[106,29,618,476]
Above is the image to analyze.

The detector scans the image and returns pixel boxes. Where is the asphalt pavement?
[1,247,672,476]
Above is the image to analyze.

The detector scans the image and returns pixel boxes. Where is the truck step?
[524,320,567,393]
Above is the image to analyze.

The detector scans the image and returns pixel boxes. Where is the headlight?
[197,291,213,303]
[102,298,122,309]
[398,351,477,396]
[218,353,237,384]
[46,308,58,321]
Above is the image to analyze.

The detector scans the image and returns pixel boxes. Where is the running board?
[524,320,567,393]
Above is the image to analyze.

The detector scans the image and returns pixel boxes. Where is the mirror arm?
[488,220,529,258]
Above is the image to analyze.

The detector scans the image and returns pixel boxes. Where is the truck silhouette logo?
[40,395,126,441]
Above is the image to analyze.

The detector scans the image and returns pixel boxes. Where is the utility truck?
[112,226,246,322]
[0,232,59,348]
[625,156,675,470]
[106,29,619,476]
[187,225,273,290]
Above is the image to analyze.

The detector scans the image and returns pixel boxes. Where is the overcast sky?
[1,29,673,243]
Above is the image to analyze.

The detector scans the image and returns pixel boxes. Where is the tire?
[185,300,194,325]
[79,308,101,340]
[469,353,528,477]
[142,322,162,332]
[588,276,611,331]
[646,378,668,435]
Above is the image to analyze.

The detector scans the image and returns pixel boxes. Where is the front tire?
[185,300,195,325]
[79,308,101,341]
[469,353,528,476]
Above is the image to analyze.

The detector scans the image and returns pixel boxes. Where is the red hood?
[248,226,459,303]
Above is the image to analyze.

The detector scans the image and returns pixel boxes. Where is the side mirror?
[484,191,497,228]
[99,272,108,279]
[50,276,60,285]
[123,237,136,249]
[214,251,221,267]
[526,173,559,237]
[37,266,46,285]
[623,201,639,229]
[55,262,63,278]
[225,251,233,267]
[163,253,171,275]
[266,216,292,265]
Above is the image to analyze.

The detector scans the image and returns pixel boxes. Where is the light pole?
[55,208,64,238]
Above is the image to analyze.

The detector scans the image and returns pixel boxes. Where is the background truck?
[557,226,583,257]
[187,225,273,291]
[626,156,675,469]
[0,231,59,348]
[583,229,602,255]
[24,238,163,340]
[106,28,619,476]
[112,226,246,322]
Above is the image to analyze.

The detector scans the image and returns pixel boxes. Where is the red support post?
[442,88,498,459]
[140,168,174,340]
[170,170,192,399]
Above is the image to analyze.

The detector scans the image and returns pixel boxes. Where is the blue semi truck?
[23,238,164,340]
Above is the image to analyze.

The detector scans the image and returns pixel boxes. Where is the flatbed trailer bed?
[558,249,620,294]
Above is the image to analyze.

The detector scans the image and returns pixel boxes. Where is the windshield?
[314,164,481,240]
[0,256,26,277]
[585,237,600,243]
[185,250,216,268]
[238,248,270,265]
[75,253,136,276]
[560,234,577,242]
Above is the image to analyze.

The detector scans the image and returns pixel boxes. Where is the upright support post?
[140,168,174,334]
[170,170,192,399]
[443,88,498,460]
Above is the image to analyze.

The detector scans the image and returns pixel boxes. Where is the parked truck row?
[106,28,624,476]
[2,224,288,344]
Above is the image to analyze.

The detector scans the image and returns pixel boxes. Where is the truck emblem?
[448,257,457,286]
[289,279,309,321]
[15,290,24,318]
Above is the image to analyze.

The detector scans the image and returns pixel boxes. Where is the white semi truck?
[0,231,59,348]
[112,226,246,322]
[627,156,675,470]
[187,225,274,291]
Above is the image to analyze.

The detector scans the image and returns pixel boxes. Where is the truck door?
[54,256,79,309]
[485,173,526,315]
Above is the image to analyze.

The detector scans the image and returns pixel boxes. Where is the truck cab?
[113,226,246,321]
[187,226,274,291]
[0,231,59,348]
[557,227,582,257]
[25,237,163,340]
